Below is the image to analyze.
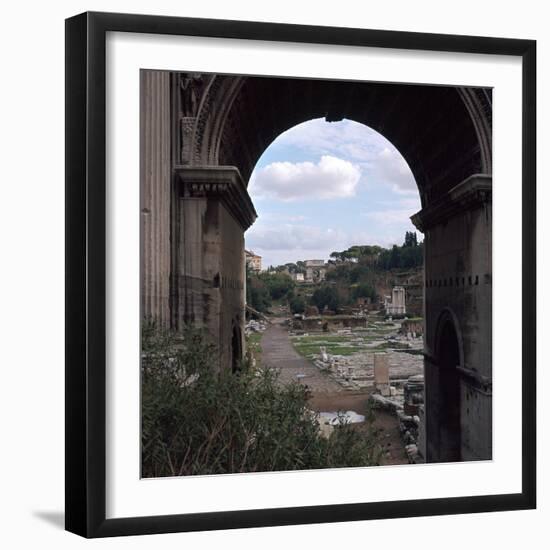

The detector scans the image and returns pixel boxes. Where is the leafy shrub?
[249,284,272,313]
[260,271,295,300]
[351,282,377,302]
[289,295,306,314]
[141,322,381,477]
[311,286,341,312]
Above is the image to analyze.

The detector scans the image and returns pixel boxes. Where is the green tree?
[328,233,424,274]
[404,231,418,248]
[246,268,272,313]
[249,284,272,313]
[311,286,341,312]
[289,295,306,314]
[260,272,295,301]
[351,282,377,302]
[389,245,401,268]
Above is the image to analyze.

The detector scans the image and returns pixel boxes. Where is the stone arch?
[231,321,243,374]
[434,307,464,369]
[456,88,492,175]
[141,69,493,462]
[432,309,463,462]
[179,74,492,207]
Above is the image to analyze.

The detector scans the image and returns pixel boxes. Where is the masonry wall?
[177,196,245,370]
[218,207,246,370]
[424,198,492,461]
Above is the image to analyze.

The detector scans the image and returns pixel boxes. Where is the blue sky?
[244,118,422,268]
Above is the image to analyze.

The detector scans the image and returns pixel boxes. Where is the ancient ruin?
[385,286,407,316]
[304,259,327,282]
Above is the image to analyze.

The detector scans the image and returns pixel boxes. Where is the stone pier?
[413,174,492,462]
[174,167,256,371]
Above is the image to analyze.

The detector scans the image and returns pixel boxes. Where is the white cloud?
[245,222,410,267]
[364,209,415,225]
[259,213,308,223]
[246,223,348,252]
[249,155,360,202]
[363,196,422,226]
[271,118,383,162]
[259,119,418,196]
[371,147,417,195]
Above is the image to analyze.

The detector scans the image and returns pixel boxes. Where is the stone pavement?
[261,319,342,393]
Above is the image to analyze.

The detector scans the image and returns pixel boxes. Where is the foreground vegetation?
[247,331,263,366]
[141,323,382,478]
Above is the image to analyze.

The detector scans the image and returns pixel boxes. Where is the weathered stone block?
[374,353,390,385]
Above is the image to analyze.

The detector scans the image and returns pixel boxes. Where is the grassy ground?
[290,332,409,359]
[294,343,360,357]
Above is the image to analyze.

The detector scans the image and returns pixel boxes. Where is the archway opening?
[437,319,461,462]
[231,323,243,374]
[244,118,426,462]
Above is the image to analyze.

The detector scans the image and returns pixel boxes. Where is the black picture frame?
[65,11,536,538]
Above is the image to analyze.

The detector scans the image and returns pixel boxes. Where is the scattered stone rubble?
[316,410,366,438]
[312,341,423,390]
[368,375,425,464]
[245,319,267,336]
[291,315,426,461]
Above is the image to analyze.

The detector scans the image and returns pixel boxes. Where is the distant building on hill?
[245,250,262,272]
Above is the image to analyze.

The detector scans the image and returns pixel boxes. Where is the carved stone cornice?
[174,166,257,230]
[456,366,492,395]
[411,174,492,232]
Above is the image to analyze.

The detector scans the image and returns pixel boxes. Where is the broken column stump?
[374,352,390,396]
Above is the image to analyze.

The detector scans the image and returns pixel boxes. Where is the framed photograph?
[65,11,536,538]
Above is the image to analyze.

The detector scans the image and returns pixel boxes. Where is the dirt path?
[261,318,342,393]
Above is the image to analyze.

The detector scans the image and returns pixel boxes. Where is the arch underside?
[176,73,492,207]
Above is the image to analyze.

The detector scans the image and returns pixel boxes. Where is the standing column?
[140,70,171,327]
